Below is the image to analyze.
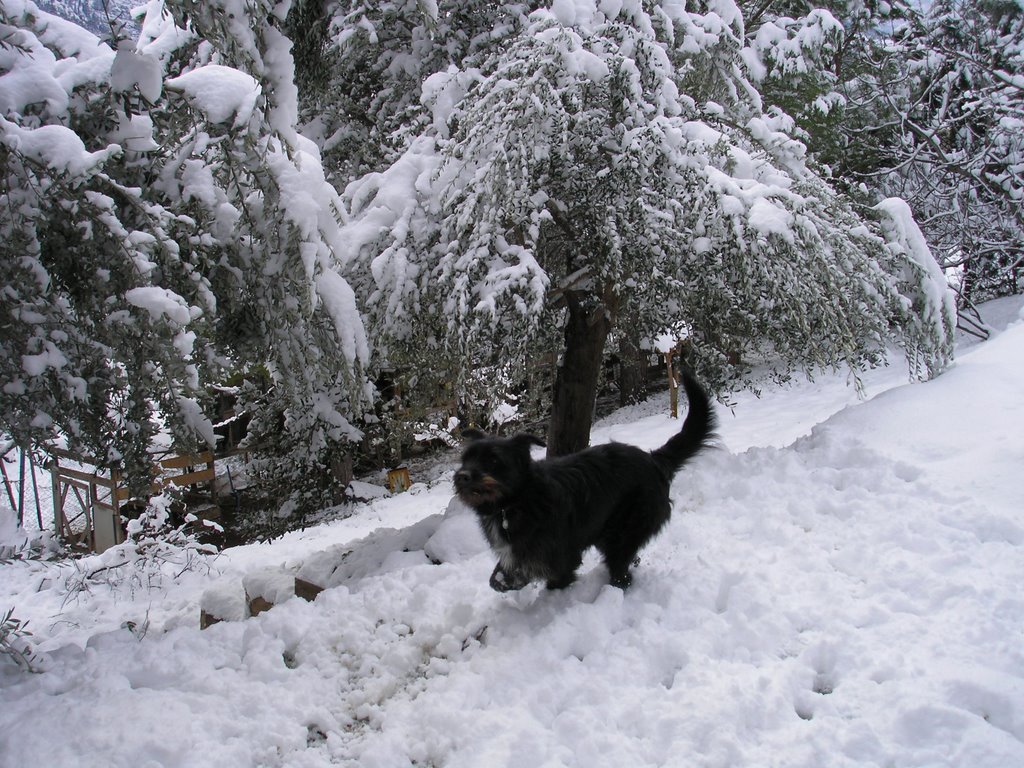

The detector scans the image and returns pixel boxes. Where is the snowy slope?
[35,0,138,36]
[2,301,1024,767]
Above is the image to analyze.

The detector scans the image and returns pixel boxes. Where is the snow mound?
[165,64,261,126]
[200,577,248,622]
[293,498,485,593]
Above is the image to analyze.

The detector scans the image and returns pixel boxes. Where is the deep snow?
[1,297,1023,768]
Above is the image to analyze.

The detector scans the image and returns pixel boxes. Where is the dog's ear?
[462,428,488,443]
[512,434,545,450]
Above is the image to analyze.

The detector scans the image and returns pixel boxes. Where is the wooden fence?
[48,449,217,553]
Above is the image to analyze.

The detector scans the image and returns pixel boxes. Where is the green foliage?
[0,608,41,673]
[338,0,956,434]
[2,1,371,517]
[0,5,219,486]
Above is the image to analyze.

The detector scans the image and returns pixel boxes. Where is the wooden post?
[28,452,42,529]
[665,349,679,419]
[50,457,63,539]
[88,477,99,551]
[0,450,16,512]
[16,449,25,528]
[206,454,216,502]
[387,466,411,494]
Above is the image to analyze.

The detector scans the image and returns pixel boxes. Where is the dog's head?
[453,430,544,510]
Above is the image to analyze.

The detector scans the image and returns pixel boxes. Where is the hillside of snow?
[1,297,1023,767]
[35,0,139,36]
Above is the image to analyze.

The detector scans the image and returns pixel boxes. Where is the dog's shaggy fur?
[454,370,715,591]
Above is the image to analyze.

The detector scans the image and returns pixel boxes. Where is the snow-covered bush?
[60,492,216,599]
[0,608,41,673]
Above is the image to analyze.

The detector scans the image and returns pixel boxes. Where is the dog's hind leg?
[604,554,636,589]
[544,551,583,590]
[599,502,670,589]
[597,532,641,588]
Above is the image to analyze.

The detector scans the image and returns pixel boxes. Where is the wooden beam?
[158,452,214,470]
[50,459,63,538]
[157,468,216,488]
[56,466,120,490]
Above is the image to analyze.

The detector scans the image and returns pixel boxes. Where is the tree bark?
[617,325,648,407]
[547,286,617,457]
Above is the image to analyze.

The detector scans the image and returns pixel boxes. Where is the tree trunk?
[547,288,617,457]
[617,325,647,407]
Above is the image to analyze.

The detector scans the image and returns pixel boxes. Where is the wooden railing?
[48,449,217,553]
[48,449,129,552]
[154,452,216,494]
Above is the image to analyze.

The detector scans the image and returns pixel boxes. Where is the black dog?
[454,370,715,591]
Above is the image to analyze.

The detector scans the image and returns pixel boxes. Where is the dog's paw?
[545,572,577,590]
[489,563,529,592]
[609,571,633,590]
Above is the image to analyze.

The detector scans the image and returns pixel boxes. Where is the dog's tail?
[651,369,716,477]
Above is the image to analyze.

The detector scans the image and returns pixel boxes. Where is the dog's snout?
[454,468,472,486]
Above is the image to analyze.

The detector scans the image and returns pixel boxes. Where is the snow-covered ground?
[2,297,1023,768]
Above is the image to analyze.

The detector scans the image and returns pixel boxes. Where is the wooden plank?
[57,476,92,493]
[56,466,96,484]
[295,578,324,602]
[158,452,214,470]
[57,466,119,490]
[51,459,63,538]
[48,447,86,462]
[160,468,215,488]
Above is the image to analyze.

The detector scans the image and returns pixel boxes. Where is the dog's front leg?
[489,562,530,592]
[544,551,583,590]
[544,572,577,590]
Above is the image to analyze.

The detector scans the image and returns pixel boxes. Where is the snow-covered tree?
[1,0,371,508]
[296,0,532,180]
[891,0,1023,301]
[823,0,1024,302]
[157,0,373,509]
[1,2,219,487]
[340,0,956,455]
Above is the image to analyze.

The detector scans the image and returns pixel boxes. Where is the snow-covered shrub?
[60,492,216,599]
[0,608,42,673]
